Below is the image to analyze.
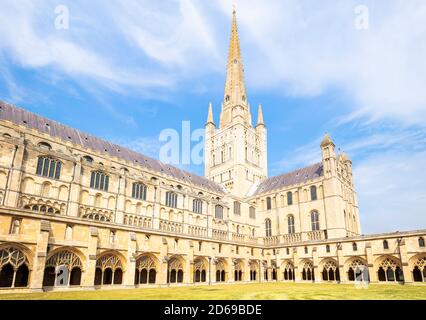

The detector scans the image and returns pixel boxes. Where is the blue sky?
[1,0,425,234]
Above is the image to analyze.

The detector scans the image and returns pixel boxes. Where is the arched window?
[310,186,317,201]
[265,219,272,237]
[38,142,52,150]
[311,211,320,231]
[249,206,256,219]
[352,242,358,251]
[266,197,272,210]
[326,245,330,253]
[36,156,62,180]
[233,201,241,215]
[165,191,178,208]
[90,171,109,191]
[193,199,203,214]
[304,246,308,254]
[383,240,389,250]
[215,205,223,220]
[287,215,295,234]
[132,182,147,200]
[419,237,425,247]
[83,155,94,163]
[0,247,29,288]
[287,192,293,205]
[94,254,123,286]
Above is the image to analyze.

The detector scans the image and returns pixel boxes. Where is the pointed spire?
[224,8,247,107]
[321,133,334,147]
[257,104,265,127]
[206,102,215,125]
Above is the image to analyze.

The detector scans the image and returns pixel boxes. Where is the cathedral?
[0,10,425,293]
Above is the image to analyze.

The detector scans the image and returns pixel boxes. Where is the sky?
[0,0,425,234]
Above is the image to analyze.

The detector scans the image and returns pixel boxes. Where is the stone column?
[83,227,99,288]
[123,232,137,288]
[185,241,194,284]
[312,247,320,282]
[67,161,81,217]
[29,220,50,291]
[337,243,346,282]
[158,237,169,286]
[244,259,251,282]
[228,257,235,282]
[115,171,127,224]
[4,139,25,208]
[365,242,377,282]
[398,239,411,283]
[293,249,301,281]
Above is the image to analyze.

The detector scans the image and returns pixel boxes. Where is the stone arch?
[108,196,116,210]
[281,260,295,281]
[408,254,426,282]
[193,256,208,283]
[344,257,369,282]
[233,259,244,282]
[94,251,125,286]
[80,190,89,205]
[249,260,259,281]
[375,255,404,282]
[319,258,340,282]
[41,181,52,198]
[135,253,159,285]
[168,255,185,284]
[0,245,31,288]
[215,258,227,282]
[58,185,69,201]
[21,177,35,194]
[94,193,103,208]
[300,259,315,281]
[43,248,84,287]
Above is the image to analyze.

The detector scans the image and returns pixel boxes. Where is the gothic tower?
[205,9,268,197]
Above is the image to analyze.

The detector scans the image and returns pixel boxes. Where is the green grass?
[1,282,426,300]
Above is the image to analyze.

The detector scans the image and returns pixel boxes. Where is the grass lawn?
[1,282,426,300]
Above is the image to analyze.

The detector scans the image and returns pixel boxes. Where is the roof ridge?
[0,100,225,194]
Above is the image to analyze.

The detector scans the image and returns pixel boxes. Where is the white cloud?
[354,151,426,233]
[216,0,426,125]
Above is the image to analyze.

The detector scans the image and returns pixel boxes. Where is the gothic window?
[326,245,330,253]
[94,254,123,286]
[287,192,293,205]
[167,257,184,284]
[90,171,109,191]
[36,156,62,180]
[10,218,21,235]
[287,215,295,234]
[249,206,256,219]
[352,242,358,251]
[283,261,295,281]
[233,201,241,215]
[0,247,29,288]
[311,211,320,231]
[383,240,389,250]
[412,256,426,282]
[38,142,52,150]
[321,259,340,282]
[301,260,314,281]
[165,191,178,208]
[215,205,223,219]
[194,258,207,283]
[419,237,425,247]
[266,197,272,210]
[304,246,308,254]
[193,199,203,214]
[43,250,83,287]
[347,259,369,282]
[132,182,147,201]
[215,259,226,282]
[135,255,157,285]
[310,186,318,201]
[377,257,404,282]
[265,218,272,237]
[83,155,94,163]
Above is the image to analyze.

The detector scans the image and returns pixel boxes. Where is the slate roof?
[0,101,225,194]
[253,162,324,195]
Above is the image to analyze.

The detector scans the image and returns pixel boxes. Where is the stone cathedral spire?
[220,9,251,128]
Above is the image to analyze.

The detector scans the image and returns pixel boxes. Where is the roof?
[0,101,225,194]
[253,162,324,195]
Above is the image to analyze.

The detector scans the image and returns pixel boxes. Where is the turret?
[321,133,336,178]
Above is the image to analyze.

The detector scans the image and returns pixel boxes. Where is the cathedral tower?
[205,9,268,197]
